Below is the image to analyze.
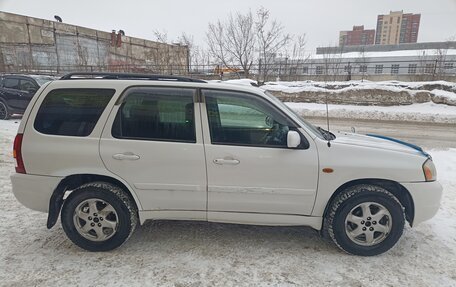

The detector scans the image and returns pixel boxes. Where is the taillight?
[13,133,26,174]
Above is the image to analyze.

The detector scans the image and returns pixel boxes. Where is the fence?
[2,59,456,82]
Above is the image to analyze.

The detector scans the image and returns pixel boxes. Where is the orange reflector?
[322,168,334,173]
[424,166,433,181]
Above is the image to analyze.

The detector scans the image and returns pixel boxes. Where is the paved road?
[308,117,456,149]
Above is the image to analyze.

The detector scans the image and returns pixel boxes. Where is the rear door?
[100,86,207,213]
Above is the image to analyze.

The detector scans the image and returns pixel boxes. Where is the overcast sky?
[1,0,455,53]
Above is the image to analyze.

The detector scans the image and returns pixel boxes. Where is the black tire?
[0,100,10,120]
[61,182,138,251]
[324,184,405,256]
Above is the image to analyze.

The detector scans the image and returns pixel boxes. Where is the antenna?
[323,68,331,147]
[325,93,331,147]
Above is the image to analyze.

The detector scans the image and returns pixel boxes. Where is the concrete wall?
[0,11,189,75]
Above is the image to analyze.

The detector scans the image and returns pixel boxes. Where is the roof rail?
[59,72,206,83]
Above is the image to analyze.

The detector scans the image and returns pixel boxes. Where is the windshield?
[33,76,55,86]
[263,91,327,140]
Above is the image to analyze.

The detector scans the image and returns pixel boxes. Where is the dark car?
[0,74,55,120]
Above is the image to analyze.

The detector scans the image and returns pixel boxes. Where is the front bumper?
[401,181,443,226]
[11,173,63,213]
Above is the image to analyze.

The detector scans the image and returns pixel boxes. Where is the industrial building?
[271,42,456,81]
[0,11,189,75]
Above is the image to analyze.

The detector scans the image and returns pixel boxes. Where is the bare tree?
[288,34,308,81]
[434,40,452,79]
[256,7,291,81]
[152,29,172,74]
[153,29,169,43]
[414,50,436,81]
[355,46,368,81]
[206,11,256,77]
[321,44,345,82]
[77,42,89,71]
[177,32,208,75]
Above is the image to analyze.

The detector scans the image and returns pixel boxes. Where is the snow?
[286,102,456,124]
[262,80,456,95]
[432,89,456,105]
[224,79,258,86]
[211,79,258,87]
[258,80,456,115]
[1,118,456,286]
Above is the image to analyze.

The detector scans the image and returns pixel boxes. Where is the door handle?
[112,152,140,160]
[213,158,240,165]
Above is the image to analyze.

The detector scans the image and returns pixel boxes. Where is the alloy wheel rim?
[73,198,119,242]
[344,202,392,246]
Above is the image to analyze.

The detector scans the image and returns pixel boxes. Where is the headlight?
[423,159,437,182]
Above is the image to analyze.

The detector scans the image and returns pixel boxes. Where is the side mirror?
[287,131,301,148]
[26,87,38,94]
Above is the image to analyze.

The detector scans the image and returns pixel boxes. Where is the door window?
[3,78,20,89]
[203,89,299,148]
[20,79,38,92]
[112,87,196,143]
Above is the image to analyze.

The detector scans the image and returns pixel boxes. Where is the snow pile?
[258,80,456,111]
[432,89,456,105]
[287,102,456,124]
[262,80,456,95]
[263,79,455,90]
[264,80,409,93]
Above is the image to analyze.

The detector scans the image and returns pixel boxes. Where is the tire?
[61,182,138,251]
[0,100,10,120]
[324,184,405,256]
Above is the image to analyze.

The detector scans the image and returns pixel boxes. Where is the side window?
[34,89,115,136]
[20,79,38,92]
[203,89,297,148]
[112,87,196,143]
[4,78,20,90]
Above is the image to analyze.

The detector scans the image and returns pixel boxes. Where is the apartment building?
[339,26,375,46]
[375,11,421,45]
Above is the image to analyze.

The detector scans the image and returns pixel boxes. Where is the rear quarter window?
[34,88,115,136]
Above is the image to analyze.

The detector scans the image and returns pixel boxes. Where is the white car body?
[10,77,442,252]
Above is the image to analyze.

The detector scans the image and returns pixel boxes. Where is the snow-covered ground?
[1,119,455,287]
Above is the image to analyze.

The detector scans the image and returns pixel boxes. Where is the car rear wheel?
[324,184,405,256]
[0,101,10,120]
[61,182,138,251]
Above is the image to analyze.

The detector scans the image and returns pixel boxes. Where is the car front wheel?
[324,184,405,256]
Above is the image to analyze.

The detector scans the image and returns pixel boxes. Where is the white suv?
[11,73,442,256]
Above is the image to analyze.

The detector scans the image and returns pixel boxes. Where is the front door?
[100,87,207,212]
[201,89,319,216]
